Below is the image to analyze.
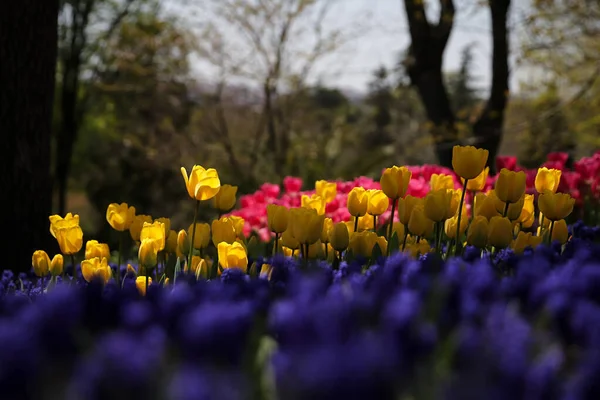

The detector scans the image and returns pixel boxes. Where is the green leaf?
[370,242,383,264]
[173,257,181,285]
[388,231,400,255]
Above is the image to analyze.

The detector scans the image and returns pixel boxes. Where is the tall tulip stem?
[188,200,200,266]
[455,179,468,255]
[353,216,359,234]
[387,198,396,240]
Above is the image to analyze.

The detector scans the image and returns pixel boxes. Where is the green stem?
[503,201,509,218]
[455,179,468,255]
[548,220,555,245]
[373,215,377,232]
[401,231,409,251]
[116,231,124,286]
[188,200,200,266]
[70,254,76,282]
[388,198,397,240]
[324,241,328,259]
[145,273,149,295]
[273,233,279,256]
[354,215,359,233]
[539,214,545,236]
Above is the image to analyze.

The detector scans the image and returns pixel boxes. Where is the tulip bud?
[535,167,561,194]
[50,254,64,276]
[380,166,412,199]
[135,276,152,296]
[408,206,433,237]
[138,238,160,269]
[444,214,468,239]
[347,187,369,217]
[495,169,526,204]
[180,165,221,201]
[329,222,350,252]
[302,194,326,215]
[267,204,289,233]
[430,174,455,191]
[106,203,136,231]
[315,180,337,203]
[129,215,152,242]
[213,184,238,211]
[487,216,513,248]
[452,145,489,180]
[211,219,236,246]
[177,229,190,258]
[551,219,569,244]
[321,218,333,243]
[467,216,488,248]
[32,250,50,277]
[538,192,575,221]
[367,189,389,216]
[217,241,248,272]
[397,196,421,225]
[281,228,299,251]
[189,223,211,249]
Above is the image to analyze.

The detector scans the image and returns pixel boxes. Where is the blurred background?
[51,0,599,240]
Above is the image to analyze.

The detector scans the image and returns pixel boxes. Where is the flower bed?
[6,146,600,398]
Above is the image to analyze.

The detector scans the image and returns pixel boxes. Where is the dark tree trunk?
[403,0,457,168]
[472,0,511,174]
[0,0,60,272]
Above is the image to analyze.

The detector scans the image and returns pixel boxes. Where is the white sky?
[176,0,533,95]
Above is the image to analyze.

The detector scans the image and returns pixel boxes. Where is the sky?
[179,0,532,95]
[307,0,530,94]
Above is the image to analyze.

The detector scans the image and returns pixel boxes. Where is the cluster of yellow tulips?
[32,145,576,292]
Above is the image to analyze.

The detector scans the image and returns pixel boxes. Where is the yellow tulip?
[452,145,489,180]
[135,276,152,296]
[405,239,431,258]
[347,187,369,217]
[329,222,350,252]
[49,213,79,238]
[81,257,112,284]
[55,224,83,255]
[155,217,171,238]
[517,194,535,225]
[380,166,412,199]
[217,241,248,272]
[474,193,500,220]
[535,167,562,194]
[186,223,210,249]
[367,189,390,216]
[315,180,337,203]
[358,213,375,231]
[487,216,513,248]
[538,192,575,221]
[177,229,190,258]
[266,204,289,233]
[140,221,166,252]
[180,165,221,201]
[213,184,238,211]
[281,228,299,250]
[444,215,468,239]
[348,231,378,258]
[467,216,488,248]
[290,207,324,245]
[106,203,136,231]
[228,216,246,237]
[424,189,453,222]
[464,167,489,192]
[307,241,325,258]
[504,194,525,221]
[321,218,333,243]
[32,250,50,277]
[302,194,326,215]
[392,222,405,240]
[430,174,455,191]
[408,206,434,237]
[85,240,110,260]
[138,238,161,269]
[186,255,208,278]
[511,231,543,254]
[129,215,152,242]
[211,218,236,246]
[397,196,421,225]
[260,264,274,280]
[495,169,527,204]
[551,219,569,244]
[50,254,64,276]
[165,230,178,254]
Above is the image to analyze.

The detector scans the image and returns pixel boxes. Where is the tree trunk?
[0,0,60,272]
[472,0,511,174]
[403,0,458,168]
